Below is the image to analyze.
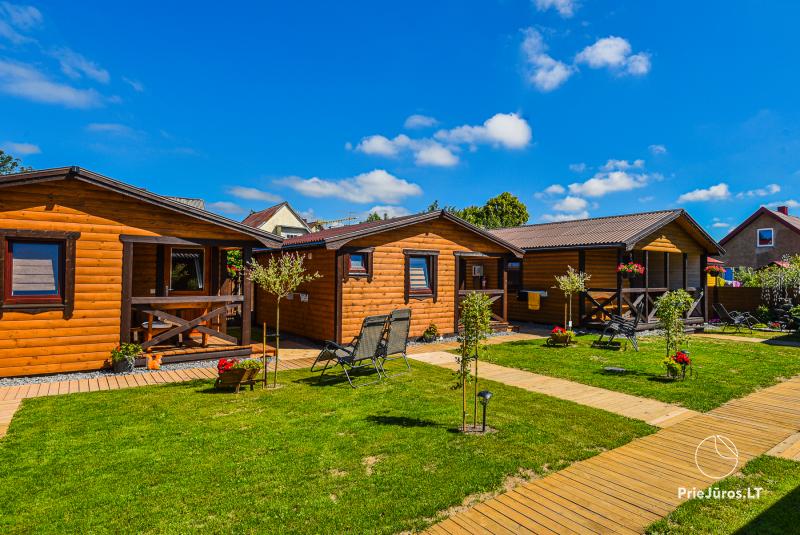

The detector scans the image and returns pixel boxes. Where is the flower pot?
[547,332,572,347]
[113,358,135,373]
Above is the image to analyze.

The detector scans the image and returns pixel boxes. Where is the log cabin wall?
[253,249,337,342]
[340,219,510,341]
[506,250,579,326]
[132,243,158,297]
[0,180,257,377]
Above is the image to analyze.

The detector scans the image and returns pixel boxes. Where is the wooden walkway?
[420,357,800,534]
[412,352,697,428]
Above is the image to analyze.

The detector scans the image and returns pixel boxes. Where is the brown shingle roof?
[719,206,800,245]
[491,209,722,253]
[242,202,286,228]
[280,210,523,256]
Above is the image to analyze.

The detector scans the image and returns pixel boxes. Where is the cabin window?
[757,228,774,247]
[6,241,63,303]
[404,249,438,301]
[507,260,522,292]
[348,253,368,275]
[0,230,79,315]
[170,248,205,291]
[342,248,373,280]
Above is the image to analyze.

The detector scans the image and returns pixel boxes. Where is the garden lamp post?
[477,390,493,432]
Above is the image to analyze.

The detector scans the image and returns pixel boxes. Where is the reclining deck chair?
[713,303,755,332]
[311,314,388,387]
[594,304,643,351]
[378,308,412,377]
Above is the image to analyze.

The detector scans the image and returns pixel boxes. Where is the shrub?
[755,304,772,324]
[422,323,439,341]
[232,359,264,370]
[654,289,694,357]
[110,343,142,363]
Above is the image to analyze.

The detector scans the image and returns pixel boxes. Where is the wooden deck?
[422,363,800,534]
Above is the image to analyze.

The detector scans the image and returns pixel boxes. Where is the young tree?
[0,150,32,175]
[365,212,382,222]
[553,266,591,329]
[455,292,492,432]
[654,289,694,357]
[248,252,321,387]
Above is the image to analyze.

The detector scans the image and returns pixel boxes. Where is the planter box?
[215,368,261,393]
[546,333,572,347]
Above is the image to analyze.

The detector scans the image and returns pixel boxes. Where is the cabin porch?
[579,248,708,329]
[120,235,258,364]
[455,252,518,333]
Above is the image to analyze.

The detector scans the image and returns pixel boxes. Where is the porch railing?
[581,287,704,325]
[457,289,506,323]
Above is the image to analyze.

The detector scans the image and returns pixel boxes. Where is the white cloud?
[648,144,667,155]
[712,222,730,228]
[207,201,244,214]
[553,196,588,212]
[0,60,103,108]
[534,0,578,17]
[569,162,586,173]
[541,210,589,222]
[356,134,407,157]
[1,140,39,154]
[278,169,423,204]
[0,2,41,29]
[414,142,458,167]
[365,205,411,219]
[123,77,144,92]
[435,112,532,149]
[227,186,281,203]
[51,48,110,84]
[767,200,800,209]
[576,36,651,76]
[86,122,135,136]
[638,195,654,202]
[404,114,438,129]
[601,158,644,171]
[545,184,565,195]
[569,170,649,197]
[736,183,781,198]
[521,28,573,92]
[677,183,731,203]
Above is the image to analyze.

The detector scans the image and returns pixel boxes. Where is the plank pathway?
[412,352,698,428]
[415,353,800,534]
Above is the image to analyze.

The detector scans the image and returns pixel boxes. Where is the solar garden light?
[477,390,493,432]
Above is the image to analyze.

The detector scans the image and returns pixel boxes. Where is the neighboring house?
[242,202,311,238]
[718,206,800,268]
[0,167,282,377]
[491,209,724,328]
[253,210,523,343]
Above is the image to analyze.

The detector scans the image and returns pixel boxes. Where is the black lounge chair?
[378,308,412,377]
[594,305,642,351]
[713,303,755,332]
[311,314,388,387]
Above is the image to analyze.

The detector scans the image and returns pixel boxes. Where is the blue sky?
[2,1,799,238]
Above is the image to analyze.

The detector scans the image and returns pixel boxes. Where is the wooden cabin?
[0,167,282,377]
[253,211,524,343]
[491,209,724,329]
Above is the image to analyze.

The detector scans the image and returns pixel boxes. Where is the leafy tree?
[455,292,492,432]
[248,253,321,387]
[654,289,694,358]
[0,150,32,175]
[437,192,529,229]
[554,266,591,329]
[365,212,382,222]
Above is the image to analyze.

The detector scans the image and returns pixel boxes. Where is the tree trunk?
[462,370,467,432]
[274,299,280,388]
[567,293,572,329]
[473,352,479,426]
[262,321,268,387]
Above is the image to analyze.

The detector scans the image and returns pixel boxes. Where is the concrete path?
[415,353,800,534]
[412,351,697,428]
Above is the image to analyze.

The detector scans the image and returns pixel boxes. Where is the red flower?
[551,326,566,334]
[217,358,239,373]
[672,351,691,365]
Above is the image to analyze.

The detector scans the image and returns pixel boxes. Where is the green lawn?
[704,327,800,341]
[0,363,653,534]
[478,335,800,412]
[647,456,800,534]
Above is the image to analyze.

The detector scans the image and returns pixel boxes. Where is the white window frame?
[756,228,774,248]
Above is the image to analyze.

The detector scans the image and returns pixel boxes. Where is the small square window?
[409,256,432,294]
[348,253,367,274]
[170,248,205,291]
[7,240,63,303]
[757,228,774,247]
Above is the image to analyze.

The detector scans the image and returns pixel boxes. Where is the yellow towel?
[527,292,540,311]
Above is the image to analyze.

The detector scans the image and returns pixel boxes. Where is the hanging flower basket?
[617,262,645,279]
[705,265,725,277]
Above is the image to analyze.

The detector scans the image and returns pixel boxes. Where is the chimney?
[778,205,789,215]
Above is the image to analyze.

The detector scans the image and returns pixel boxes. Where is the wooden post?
[700,254,708,321]
[682,253,688,290]
[120,240,134,345]
[664,252,670,290]
[643,250,650,320]
[241,246,252,346]
[501,256,508,322]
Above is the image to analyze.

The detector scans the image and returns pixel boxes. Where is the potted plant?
[215,358,265,393]
[664,350,691,380]
[110,343,142,373]
[546,325,573,347]
[422,323,439,343]
[617,262,645,280]
[705,265,725,286]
